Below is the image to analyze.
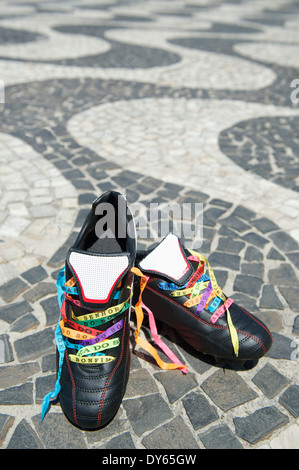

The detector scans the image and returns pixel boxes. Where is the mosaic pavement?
[0,0,299,450]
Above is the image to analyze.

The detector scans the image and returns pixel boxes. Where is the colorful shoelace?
[41,267,131,421]
[132,267,189,374]
[132,250,239,373]
[41,253,238,420]
[159,249,239,357]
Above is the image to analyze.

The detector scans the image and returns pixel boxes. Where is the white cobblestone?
[67,97,299,241]
[270,424,299,449]
[0,133,77,268]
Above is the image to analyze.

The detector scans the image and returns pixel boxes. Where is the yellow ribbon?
[188,249,239,357]
[131,267,188,371]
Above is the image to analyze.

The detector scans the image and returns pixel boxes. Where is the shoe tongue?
[66,249,130,309]
[138,233,194,286]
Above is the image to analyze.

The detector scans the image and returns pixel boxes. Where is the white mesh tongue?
[69,251,129,304]
[139,233,190,281]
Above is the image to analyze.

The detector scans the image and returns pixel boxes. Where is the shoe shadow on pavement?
[130,310,259,373]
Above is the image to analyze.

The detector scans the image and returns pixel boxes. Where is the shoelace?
[132,267,189,374]
[132,249,239,373]
[42,253,238,420]
[41,267,131,420]
[176,249,238,357]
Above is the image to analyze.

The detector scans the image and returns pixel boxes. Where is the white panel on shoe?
[139,233,189,281]
[69,251,129,303]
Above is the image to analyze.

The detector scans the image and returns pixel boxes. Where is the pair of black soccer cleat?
[42,191,272,430]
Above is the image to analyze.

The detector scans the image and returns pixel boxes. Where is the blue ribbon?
[207,296,222,313]
[159,273,210,292]
[41,268,67,421]
[41,322,65,421]
[41,267,121,421]
[159,281,188,291]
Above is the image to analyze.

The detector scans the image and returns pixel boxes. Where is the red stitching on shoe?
[239,306,273,341]
[96,315,127,428]
[145,285,268,353]
[236,328,267,353]
[146,285,228,329]
[65,352,78,426]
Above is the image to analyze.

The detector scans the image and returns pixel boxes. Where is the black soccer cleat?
[42,191,136,430]
[134,233,272,362]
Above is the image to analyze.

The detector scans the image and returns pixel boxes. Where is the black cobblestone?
[21,266,48,285]
[154,370,198,404]
[7,419,43,449]
[268,263,298,287]
[233,406,289,444]
[10,313,39,332]
[32,413,87,449]
[123,394,173,437]
[199,424,243,449]
[278,286,299,312]
[233,274,263,297]
[14,328,55,363]
[0,334,14,363]
[99,431,136,450]
[219,117,299,193]
[201,369,257,412]
[0,383,33,405]
[0,278,29,303]
[182,391,218,430]
[244,246,263,262]
[252,363,290,399]
[269,231,299,253]
[0,362,40,389]
[23,282,56,303]
[125,368,159,398]
[208,252,241,271]
[259,285,284,310]
[142,416,199,449]
[0,300,33,324]
[40,295,59,326]
[266,332,294,360]
[279,385,299,418]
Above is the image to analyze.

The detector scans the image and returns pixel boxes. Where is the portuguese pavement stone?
[182,391,219,431]
[142,416,199,450]
[279,385,299,418]
[0,0,299,450]
[154,370,198,404]
[6,419,43,449]
[201,369,257,412]
[199,424,243,450]
[233,406,289,444]
[252,363,291,399]
[123,394,174,437]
